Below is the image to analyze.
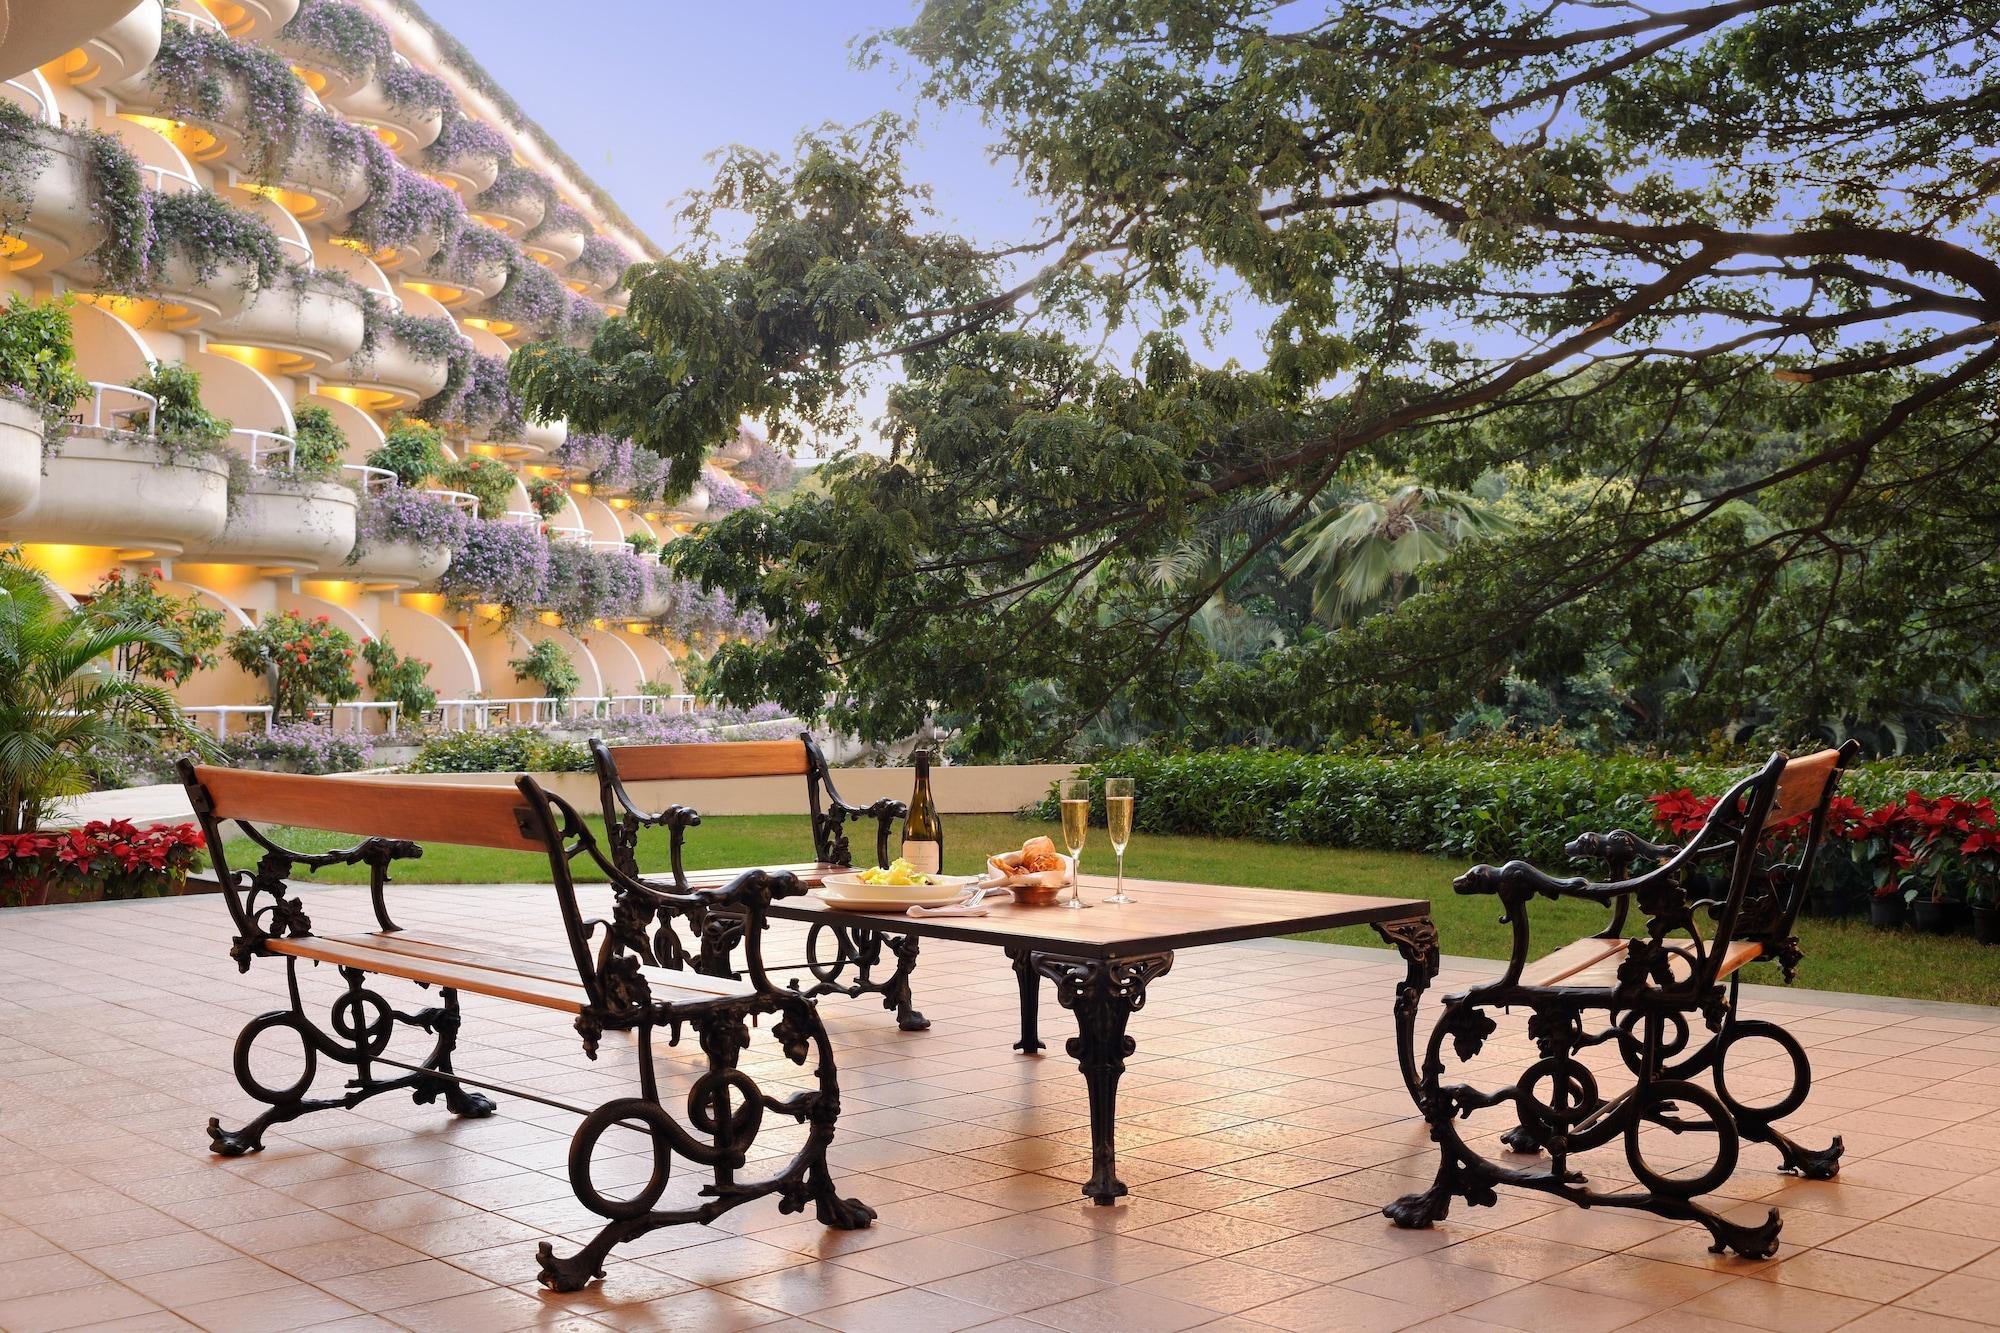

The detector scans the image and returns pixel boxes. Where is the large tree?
[513,0,2000,755]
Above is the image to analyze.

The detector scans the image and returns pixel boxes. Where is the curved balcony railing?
[235,427,298,471]
[137,162,201,193]
[3,78,57,125]
[431,488,480,513]
[164,6,226,34]
[80,382,159,436]
[344,463,398,495]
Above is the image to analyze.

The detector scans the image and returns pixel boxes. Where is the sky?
[414,0,1041,258]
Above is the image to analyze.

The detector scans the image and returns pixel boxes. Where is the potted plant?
[365,416,447,486]
[525,474,566,519]
[1964,827,2000,946]
[0,294,89,516]
[0,820,206,904]
[0,556,203,904]
[509,637,579,703]
[438,453,517,519]
[1904,792,1993,935]
[1855,800,1915,929]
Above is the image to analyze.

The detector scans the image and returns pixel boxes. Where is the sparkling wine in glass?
[1058,778,1090,910]
[1103,777,1134,904]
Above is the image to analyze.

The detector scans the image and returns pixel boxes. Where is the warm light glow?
[303,579,362,606]
[236,181,323,220]
[467,443,501,458]
[353,122,402,149]
[316,382,405,411]
[462,316,518,338]
[56,48,101,83]
[197,0,254,36]
[571,483,592,496]
[565,279,590,294]
[538,612,562,627]
[19,544,118,592]
[119,113,219,159]
[1,234,44,272]
[608,497,630,510]
[290,65,328,93]
[400,280,466,306]
[528,249,561,268]
[401,592,447,615]
[76,292,197,331]
[208,343,311,375]
[469,211,517,233]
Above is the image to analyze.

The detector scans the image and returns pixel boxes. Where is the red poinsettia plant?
[0,820,205,907]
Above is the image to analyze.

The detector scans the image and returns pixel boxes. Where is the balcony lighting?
[462,317,517,338]
[291,65,328,94]
[77,292,197,332]
[208,343,311,376]
[236,181,323,220]
[118,113,220,160]
[400,280,466,306]
[400,593,446,614]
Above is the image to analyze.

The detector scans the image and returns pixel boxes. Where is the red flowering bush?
[0,820,204,905]
[226,611,362,720]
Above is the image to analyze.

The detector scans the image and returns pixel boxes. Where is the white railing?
[136,162,200,194]
[165,5,226,33]
[272,233,315,266]
[234,428,297,471]
[419,692,701,731]
[431,489,481,513]
[502,509,542,526]
[437,698,508,730]
[601,693,697,718]
[343,463,398,495]
[78,381,157,436]
[2,78,56,126]
[588,538,629,552]
[184,704,274,741]
[547,525,591,545]
[328,700,401,735]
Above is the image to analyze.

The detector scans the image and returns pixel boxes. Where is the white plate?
[815,874,978,910]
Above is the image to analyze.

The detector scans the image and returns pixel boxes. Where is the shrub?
[421,350,521,438]
[299,109,395,223]
[574,234,632,289]
[437,454,516,519]
[626,531,661,555]
[475,161,555,215]
[352,486,469,556]
[509,637,580,701]
[0,821,205,904]
[288,402,346,479]
[365,417,446,486]
[404,726,588,774]
[227,611,361,720]
[82,567,225,686]
[126,362,230,456]
[0,294,87,435]
[225,720,374,774]
[361,637,435,716]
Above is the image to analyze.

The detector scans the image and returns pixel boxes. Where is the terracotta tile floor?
[3,883,1999,1331]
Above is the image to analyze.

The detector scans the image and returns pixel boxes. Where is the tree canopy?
[513,0,2000,756]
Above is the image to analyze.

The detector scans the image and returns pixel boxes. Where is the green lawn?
[221,814,1994,1006]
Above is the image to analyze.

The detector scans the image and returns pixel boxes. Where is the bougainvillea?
[147,188,286,291]
[274,0,392,80]
[524,474,566,519]
[146,22,305,181]
[425,110,510,170]
[226,611,362,720]
[375,59,454,117]
[81,567,226,686]
[348,157,462,257]
[438,517,550,615]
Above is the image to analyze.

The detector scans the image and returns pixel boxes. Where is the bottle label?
[902,840,941,874]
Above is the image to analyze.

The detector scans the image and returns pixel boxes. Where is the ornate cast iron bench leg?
[1031,950,1174,1205]
[796,922,930,1031]
[535,991,875,1292]
[1006,947,1045,1054]
[208,962,494,1157]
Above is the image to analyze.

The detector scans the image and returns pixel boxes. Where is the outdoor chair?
[1384,742,1859,1259]
[179,760,874,1291]
[590,734,930,1030]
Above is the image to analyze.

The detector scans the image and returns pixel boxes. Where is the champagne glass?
[1103,777,1134,904]
[1058,778,1091,910]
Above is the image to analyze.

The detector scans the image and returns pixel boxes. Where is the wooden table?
[764,876,1440,1206]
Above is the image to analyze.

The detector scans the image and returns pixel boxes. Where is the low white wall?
[360,764,1074,816]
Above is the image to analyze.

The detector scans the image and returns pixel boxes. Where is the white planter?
[322,325,453,406]
[210,0,299,38]
[430,145,500,197]
[328,77,444,159]
[0,398,44,521]
[149,250,263,321]
[183,475,358,570]
[2,127,108,277]
[1,432,229,554]
[470,191,544,238]
[525,223,587,267]
[264,32,373,99]
[280,143,371,224]
[342,537,452,587]
[206,278,368,370]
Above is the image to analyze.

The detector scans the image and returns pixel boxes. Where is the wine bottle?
[901,749,944,874]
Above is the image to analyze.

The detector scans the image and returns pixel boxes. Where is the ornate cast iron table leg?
[1372,914,1441,1111]
[1032,950,1174,1205]
[1006,947,1044,1053]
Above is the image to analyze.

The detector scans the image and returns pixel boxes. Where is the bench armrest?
[624,867,803,992]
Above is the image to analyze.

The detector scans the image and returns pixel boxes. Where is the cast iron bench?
[1384,743,1858,1259]
[179,760,874,1291]
[590,734,930,1030]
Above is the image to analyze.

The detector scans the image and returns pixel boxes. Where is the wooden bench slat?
[1518,936,1762,990]
[679,862,836,891]
[603,739,810,782]
[193,766,547,851]
[367,929,756,1000]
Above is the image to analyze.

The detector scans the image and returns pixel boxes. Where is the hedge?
[1034,748,2000,867]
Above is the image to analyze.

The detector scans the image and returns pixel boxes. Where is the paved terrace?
[3,883,1999,1332]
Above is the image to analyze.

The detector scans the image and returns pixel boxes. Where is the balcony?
[320,319,456,409]
[0,125,107,276]
[264,23,373,100]
[1,426,230,557]
[342,535,452,587]
[48,0,164,92]
[182,458,360,572]
[204,272,369,373]
[188,0,299,38]
[0,398,43,521]
[328,70,445,161]
[427,143,501,199]
[525,212,589,268]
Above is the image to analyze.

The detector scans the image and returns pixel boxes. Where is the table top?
[759,873,1430,959]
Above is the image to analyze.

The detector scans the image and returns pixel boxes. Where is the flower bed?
[0,821,204,906]
[224,720,376,775]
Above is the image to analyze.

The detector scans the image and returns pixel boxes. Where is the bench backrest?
[1682,741,1859,983]
[591,733,890,876]
[190,766,550,851]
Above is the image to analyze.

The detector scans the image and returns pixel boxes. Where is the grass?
[220,814,1994,1006]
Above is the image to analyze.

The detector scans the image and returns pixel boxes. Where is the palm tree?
[1280,483,1513,626]
[0,554,195,834]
